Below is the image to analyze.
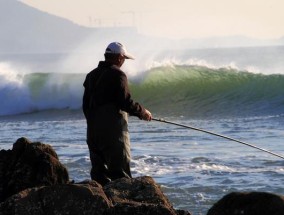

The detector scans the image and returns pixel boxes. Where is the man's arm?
[117,72,152,121]
[82,76,90,119]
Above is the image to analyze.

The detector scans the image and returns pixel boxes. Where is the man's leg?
[104,130,132,180]
[87,125,111,185]
[88,148,111,185]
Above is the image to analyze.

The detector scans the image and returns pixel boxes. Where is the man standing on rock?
[82,42,152,185]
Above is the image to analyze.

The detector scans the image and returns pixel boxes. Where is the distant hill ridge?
[0,0,95,53]
[0,0,283,54]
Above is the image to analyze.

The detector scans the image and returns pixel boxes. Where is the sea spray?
[1,61,284,117]
[0,63,85,116]
[0,63,31,115]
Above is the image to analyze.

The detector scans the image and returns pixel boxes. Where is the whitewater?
[1,46,284,214]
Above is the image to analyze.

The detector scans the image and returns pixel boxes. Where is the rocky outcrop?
[0,177,190,215]
[0,182,111,215]
[103,176,189,215]
[207,191,284,215]
[0,137,191,215]
[0,137,69,202]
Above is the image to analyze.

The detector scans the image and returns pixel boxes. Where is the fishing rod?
[152,117,284,160]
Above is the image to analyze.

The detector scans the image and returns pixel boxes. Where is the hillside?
[0,0,93,53]
[0,0,283,54]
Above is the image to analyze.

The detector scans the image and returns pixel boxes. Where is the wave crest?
[1,63,284,118]
[132,65,284,118]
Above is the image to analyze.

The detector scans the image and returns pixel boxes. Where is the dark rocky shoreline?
[1,137,284,215]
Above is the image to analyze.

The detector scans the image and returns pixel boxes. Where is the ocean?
[1,46,284,214]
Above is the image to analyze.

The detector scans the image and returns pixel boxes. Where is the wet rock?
[0,137,69,202]
[207,191,284,215]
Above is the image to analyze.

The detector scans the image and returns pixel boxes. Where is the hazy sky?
[20,0,284,39]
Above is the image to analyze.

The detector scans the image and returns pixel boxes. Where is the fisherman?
[82,42,152,185]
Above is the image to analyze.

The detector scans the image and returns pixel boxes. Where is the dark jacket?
[83,61,145,121]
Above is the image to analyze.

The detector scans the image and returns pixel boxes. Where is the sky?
[20,0,284,40]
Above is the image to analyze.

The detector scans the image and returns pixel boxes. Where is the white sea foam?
[0,62,85,116]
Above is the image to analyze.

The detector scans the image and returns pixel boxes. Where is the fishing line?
[152,117,284,160]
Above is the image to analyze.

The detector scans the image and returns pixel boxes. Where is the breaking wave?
[1,62,284,118]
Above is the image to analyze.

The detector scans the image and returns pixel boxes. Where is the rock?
[0,182,112,215]
[0,148,12,202]
[0,177,190,215]
[0,138,191,215]
[207,191,284,215]
[104,176,168,204]
[0,137,69,202]
[104,176,190,215]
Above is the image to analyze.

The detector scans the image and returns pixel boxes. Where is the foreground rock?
[0,137,69,202]
[103,176,189,215]
[0,181,111,215]
[0,137,191,215]
[1,177,190,215]
[207,191,284,215]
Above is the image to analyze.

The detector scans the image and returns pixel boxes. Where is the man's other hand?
[141,109,152,121]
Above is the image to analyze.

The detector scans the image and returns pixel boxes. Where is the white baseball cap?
[105,42,135,60]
